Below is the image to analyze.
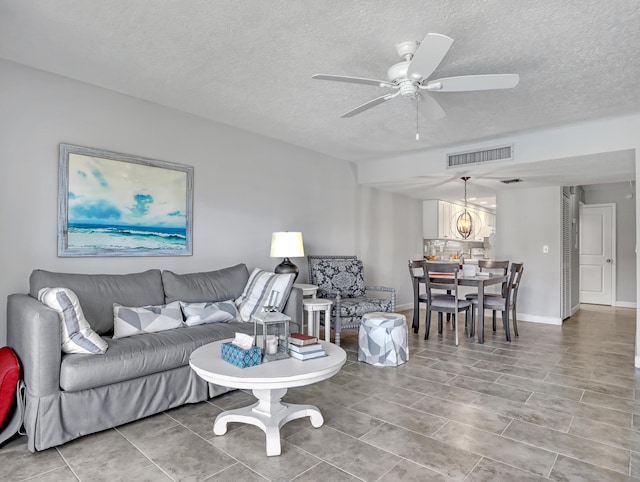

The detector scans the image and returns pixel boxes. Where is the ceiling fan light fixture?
[456,176,473,239]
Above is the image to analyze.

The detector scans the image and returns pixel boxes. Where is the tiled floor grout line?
[497,421,635,477]
[113,430,179,482]
[498,418,514,436]
[52,447,77,481]
[547,452,560,479]
[461,456,485,481]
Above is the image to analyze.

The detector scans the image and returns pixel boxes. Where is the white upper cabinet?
[423,200,457,239]
[424,200,495,241]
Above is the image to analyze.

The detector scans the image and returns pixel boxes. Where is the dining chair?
[422,261,472,345]
[465,260,509,301]
[465,260,510,332]
[408,260,427,334]
[471,262,524,341]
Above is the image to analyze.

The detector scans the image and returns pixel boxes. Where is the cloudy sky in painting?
[67,153,187,228]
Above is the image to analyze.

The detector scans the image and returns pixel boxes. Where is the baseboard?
[635,356,640,369]
[395,302,414,312]
[614,301,636,308]
[403,305,564,325]
[571,304,580,315]
[515,313,563,325]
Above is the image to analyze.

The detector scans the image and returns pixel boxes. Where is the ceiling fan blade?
[423,74,520,92]
[419,93,446,120]
[312,74,394,88]
[407,33,454,81]
[341,92,399,118]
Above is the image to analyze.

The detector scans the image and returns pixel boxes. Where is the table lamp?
[270,232,304,280]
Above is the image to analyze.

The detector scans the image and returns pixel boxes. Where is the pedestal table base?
[213,387,323,456]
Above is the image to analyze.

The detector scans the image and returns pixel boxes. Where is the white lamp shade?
[270,232,304,258]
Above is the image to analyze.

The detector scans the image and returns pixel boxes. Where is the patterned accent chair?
[308,255,396,346]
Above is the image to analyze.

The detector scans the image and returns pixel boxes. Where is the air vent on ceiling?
[500,178,523,184]
[447,145,513,168]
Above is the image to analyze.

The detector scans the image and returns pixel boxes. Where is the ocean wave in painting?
[67,223,186,250]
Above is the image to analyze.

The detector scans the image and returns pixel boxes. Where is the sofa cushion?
[180,301,238,326]
[38,287,108,354]
[162,264,249,303]
[113,301,184,339]
[235,269,295,321]
[30,269,165,335]
[333,297,394,318]
[59,322,256,392]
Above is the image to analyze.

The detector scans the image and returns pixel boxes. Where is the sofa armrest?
[7,294,62,397]
[282,287,303,331]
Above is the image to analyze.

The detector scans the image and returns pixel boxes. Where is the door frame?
[579,202,617,306]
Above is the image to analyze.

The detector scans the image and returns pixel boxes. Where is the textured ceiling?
[1,1,639,182]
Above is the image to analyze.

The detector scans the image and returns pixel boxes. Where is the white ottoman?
[358,312,409,367]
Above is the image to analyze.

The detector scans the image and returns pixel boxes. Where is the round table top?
[190,339,346,390]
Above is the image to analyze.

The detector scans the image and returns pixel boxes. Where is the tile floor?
[2,304,640,481]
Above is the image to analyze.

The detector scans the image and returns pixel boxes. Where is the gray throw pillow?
[180,300,239,326]
[113,301,183,339]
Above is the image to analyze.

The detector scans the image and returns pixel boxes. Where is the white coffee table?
[189,339,346,456]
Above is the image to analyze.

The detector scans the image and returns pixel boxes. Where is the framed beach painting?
[58,144,193,257]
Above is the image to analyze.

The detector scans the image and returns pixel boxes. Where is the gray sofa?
[6,263,302,452]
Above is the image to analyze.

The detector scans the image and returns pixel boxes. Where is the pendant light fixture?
[456,177,473,239]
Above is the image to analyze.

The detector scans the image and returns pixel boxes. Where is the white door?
[579,204,615,305]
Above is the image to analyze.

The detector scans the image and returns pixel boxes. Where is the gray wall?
[495,186,563,322]
[357,186,424,311]
[582,182,637,305]
[0,59,422,345]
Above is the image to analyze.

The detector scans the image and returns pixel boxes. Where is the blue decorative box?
[221,342,262,368]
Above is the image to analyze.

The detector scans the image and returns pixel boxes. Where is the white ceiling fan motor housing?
[387,61,419,98]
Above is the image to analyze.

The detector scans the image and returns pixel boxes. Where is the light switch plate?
[543,245,549,254]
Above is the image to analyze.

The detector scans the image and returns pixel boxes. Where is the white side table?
[293,283,318,298]
[302,298,333,342]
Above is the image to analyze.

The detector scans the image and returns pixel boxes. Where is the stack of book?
[288,333,326,360]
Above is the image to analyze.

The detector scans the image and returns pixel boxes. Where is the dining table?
[427,271,508,344]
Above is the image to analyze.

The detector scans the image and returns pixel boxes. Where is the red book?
[289,332,318,346]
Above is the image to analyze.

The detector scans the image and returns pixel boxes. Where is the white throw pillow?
[235,269,295,322]
[113,301,183,339]
[38,287,108,355]
[180,300,239,326]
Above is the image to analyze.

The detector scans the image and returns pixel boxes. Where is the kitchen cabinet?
[424,200,496,241]
[423,200,454,239]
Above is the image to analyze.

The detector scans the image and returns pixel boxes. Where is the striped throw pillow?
[38,287,108,354]
[235,269,295,321]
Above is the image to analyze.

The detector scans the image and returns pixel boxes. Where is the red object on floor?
[0,347,20,429]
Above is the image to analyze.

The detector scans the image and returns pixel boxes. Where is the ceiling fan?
[312,33,519,133]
